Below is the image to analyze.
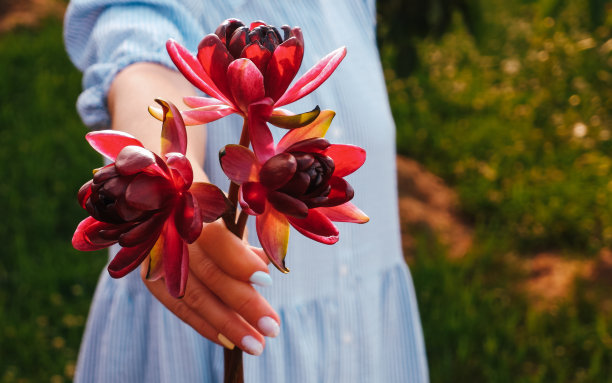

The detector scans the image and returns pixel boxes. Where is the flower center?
[278,152,335,207]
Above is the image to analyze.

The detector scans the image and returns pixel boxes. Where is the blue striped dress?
[64,0,429,381]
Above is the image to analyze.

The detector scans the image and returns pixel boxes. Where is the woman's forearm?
[107,62,208,181]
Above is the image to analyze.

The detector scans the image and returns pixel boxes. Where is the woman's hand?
[141,220,280,356]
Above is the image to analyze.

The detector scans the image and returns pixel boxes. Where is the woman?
[64,0,429,381]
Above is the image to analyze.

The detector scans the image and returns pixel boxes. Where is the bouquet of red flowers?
[73,18,368,383]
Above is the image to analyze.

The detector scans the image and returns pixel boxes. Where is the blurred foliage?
[377,0,483,76]
[0,20,106,383]
[381,0,612,253]
[411,229,612,382]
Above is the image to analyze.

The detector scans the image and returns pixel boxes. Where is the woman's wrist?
[108,62,208,181]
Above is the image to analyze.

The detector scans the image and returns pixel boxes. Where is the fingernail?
[249,271,272,287]
[258,316,280,337]
[241,335,263,356]
[217,333,235,350]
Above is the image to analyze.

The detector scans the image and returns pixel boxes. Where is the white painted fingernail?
[217,333,235,350]
[258,316,280,337]
[249,271,272,287]
[241,335,263,356]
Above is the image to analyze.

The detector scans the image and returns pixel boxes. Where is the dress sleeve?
[64,0,204,128]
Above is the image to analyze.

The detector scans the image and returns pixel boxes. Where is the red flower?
[218,110,368,272]
[72,100,229,298]
[149,19,346,133]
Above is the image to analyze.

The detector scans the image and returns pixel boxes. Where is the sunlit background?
[1,0,612,381]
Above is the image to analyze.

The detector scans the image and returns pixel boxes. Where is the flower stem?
[236,210,249,236]
[226,119,251,230]
[223,117,251,383]
[223,348,244,383]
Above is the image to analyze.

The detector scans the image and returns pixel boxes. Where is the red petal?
[166,39,231,104]
[227,58,265,114]
[319,176,354,207]
[197,34,234,104]
[259,153,297,190]
[219,144,259,184]
[228,26,248,58]
[181,106,235,125]
[115,146,156,175]
[289,27,304,45]
[115,196,147,222]
[250,21,267,30]
[240,43,272,77]
[72,217,114,251]
[180,106,236,125]
[324,144,366,177]
[276,110,335,152]
[238,187,258,215]
[247,98,275,162]
[155,99,188,156]
[268,105,320,130]
[175,192,203,243]
[165,153,193,190]
[162,219,189,298]
[241,182,267,215]
[98,228,124,241]
[183,96,224,108]
[275,46,347,107]
[265,37,304,102]
[92,164,118,183]
[215,19,245,45]
[287,209,339,244]
[284,137,330,153]
[77,180,93,209]
[118,214,166,247]
[107,234,159,278]
[189,183,231,222]
[315,202,369,223]
[125,174,175,210]
[86,130,143,161]
[256,203,290,273]
[268,190,308,218]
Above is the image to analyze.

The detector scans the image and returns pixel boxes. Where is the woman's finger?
[196,220,271,284]
[188,248,280,337]
[141,263,267,355]
[180,269,266,355]
[249,246,269,264]
[140,263,222,346]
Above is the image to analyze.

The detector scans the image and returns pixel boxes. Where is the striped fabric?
[64,0,429,382]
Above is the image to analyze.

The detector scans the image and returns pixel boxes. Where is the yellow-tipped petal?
[146,234,165,281]
[276,110,335,153]
[256,204,290,273]
[148,105,164,121]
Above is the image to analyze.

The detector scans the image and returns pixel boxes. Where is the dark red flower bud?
[214,18,245,45]
[73,101,230,298]
[221,19,292,60]
[276,150,340,209]
[83,146,175,229]
[257,141,352,219]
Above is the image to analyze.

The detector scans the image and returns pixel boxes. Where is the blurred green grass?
[2,0,612,381]
[0,20,106,382]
